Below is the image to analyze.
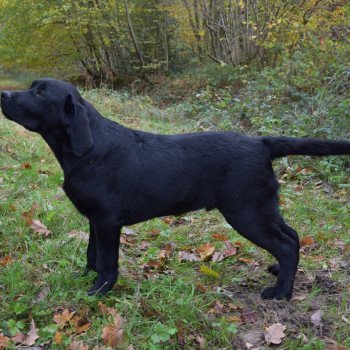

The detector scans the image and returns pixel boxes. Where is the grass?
[0,74,349,349]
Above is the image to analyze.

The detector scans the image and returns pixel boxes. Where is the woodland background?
[0,1,350,350]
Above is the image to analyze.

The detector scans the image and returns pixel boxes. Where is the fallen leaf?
[226,316,242,323]
[0,334,10,348]
[211,251,225,262]
[53,309,75,326]
[68,230,89,241]
[12,332,26,344]
[178,250,200,262]
[311,310,323,327]
[148,229,160,237]
[212,233,229,241]
[234,241,244,249]
[0,255,13,267]
[34,286,50,303]
[199,265,219,278]
[162,216,174,224]
[195,282,207,293]
[53,331,62,345]
[30,220,51,237]
[209,300,224,314]
[22,202,39,225]
[264,323,286,345]
[70,341,89,350]
[325,337,348,350]
[70,316,91,334]
[300,236,315,246]
[222,241,237,257]
[120,235,135,246]
[98,302,120,318]
[142,260,163,269]
[238,258,259,266]
[157,244,173,259]
[23,318,39,346]
[101,325,124,347]
[197,243,215,261]
[21,162,32,169]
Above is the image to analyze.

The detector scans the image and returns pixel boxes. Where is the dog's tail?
[262,136,350,160]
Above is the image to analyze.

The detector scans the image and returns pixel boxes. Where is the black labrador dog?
[1,79,349,300]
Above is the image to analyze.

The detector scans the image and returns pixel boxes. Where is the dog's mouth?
[1,102,18,122]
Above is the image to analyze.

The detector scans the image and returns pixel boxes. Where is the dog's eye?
[36,88,44,96]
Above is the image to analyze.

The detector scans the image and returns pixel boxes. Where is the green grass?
[0,77,349,349]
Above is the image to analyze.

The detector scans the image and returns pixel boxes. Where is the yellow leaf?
[53,331,62,345]
[200,265,219,278]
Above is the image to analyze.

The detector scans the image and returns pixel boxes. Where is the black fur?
[1,79,349,299]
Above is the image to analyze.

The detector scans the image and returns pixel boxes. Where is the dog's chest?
[62,180,99,216]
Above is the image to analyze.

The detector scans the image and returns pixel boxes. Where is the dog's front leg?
[87,219,122,296]
[85,222,97,273]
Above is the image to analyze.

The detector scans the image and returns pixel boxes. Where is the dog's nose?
[1,91,10,102]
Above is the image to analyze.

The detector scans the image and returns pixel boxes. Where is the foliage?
[0,0,350,82]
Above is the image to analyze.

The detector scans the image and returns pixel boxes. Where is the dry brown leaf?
[311,310,323,327]
[23,318,39,346]
[22,202,39,225]
[12,332,26,344]
[70,341,89,350]
[300,236,315,246]
[53,309,75,326]
[0,255,13,267]
[325,337,348,350]
[98,302,118,317]
[195,282,207,293]
[30,219,51,237]
[226,315,242,323]
[157,243,173,259]
[120,235,135,246]
[101,325,125,347]
[264,323,286,345]
[222,241,237,257]
[142,260,163,269]
[70,316,91,334]
[238,257,259,266]
[178,250,200,262]
[34,286,50,303]
[210,300,224,314]
[212,233,229,241]
[53,331,63,345]
[0,333,10,348]
[212,251,225,262]
[21,162,32,169]
[234,241,244,249]
[68,230,89,241]
[197,243,215,261]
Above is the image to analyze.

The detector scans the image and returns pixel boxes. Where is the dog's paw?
[267,263,280,276]
[87,272,117,296]
[261,286,292,300]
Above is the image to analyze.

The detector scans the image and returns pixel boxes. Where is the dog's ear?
[64,94,93,157]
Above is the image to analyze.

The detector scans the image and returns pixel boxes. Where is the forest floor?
[0,70,349,349]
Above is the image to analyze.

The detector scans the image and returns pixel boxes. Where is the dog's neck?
[40,128,78,173]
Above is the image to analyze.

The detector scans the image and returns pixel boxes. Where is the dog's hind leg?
[267,221,299,276]
[220,207,299,300]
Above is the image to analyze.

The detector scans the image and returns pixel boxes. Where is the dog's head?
[1,78,93,156]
